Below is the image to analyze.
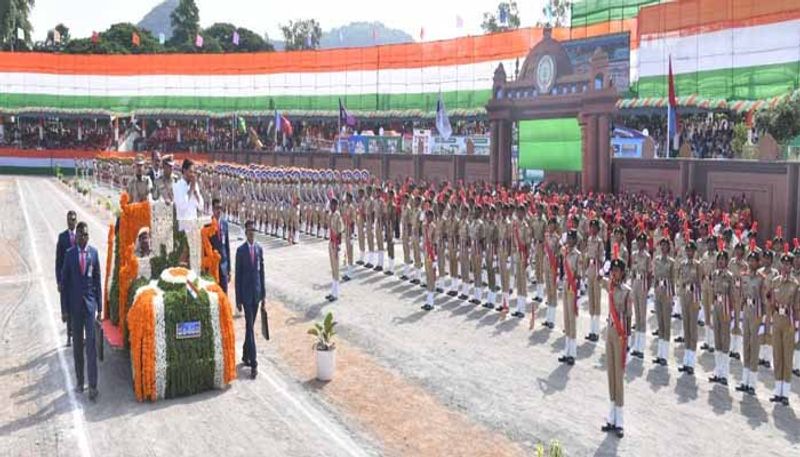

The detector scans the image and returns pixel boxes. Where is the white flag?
[17,28,24,40]
[435,94,452,140]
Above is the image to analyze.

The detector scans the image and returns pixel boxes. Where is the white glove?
[602,260,611,275]
[729,319,735,331]
[758,324,765,336]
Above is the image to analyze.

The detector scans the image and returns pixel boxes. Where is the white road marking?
[16,178,93,457]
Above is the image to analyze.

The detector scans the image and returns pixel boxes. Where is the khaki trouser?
[701,278,713,326]
[357,220,365,253]
[329,242,340,281]
[743,305,761,372]
[731,284,742,336]
[515,252,528,297]
[587,260,601,316]
[437,240,447,278]
[563,288,577,339]
[772,314,794,382]
[606,323,625,407]
[544,258,557,307]
[632,276,648,332]
[655,283,672,340]
[402,225,411,265]
[366,219,375,253]
[680,289,700,351]
[471,244,482,288]
[375,219,385,251]
[459,242,470,285]
[713,301,731,353]
[413,234,423,270]
[425,256,436,292]
[449,242,459,280]
[344,229,354,267]
[498,245,510,293]
[386,223,394,260]
[485,245,496,291]
[534,242,544,283]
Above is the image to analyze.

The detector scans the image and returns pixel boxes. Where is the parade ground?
[1,175,798,457]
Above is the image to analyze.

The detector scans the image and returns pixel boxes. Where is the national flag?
[338,98,356,127]
[91,31,99,44]
[237,116,247,134]
[667,55,679,151]
[275,111,293,136]
[456,15,464,29]
[499,4,509,26]
[195,34,204,48]
[158,32,165,45]
[232,31,240,46]
[435,94,452,140]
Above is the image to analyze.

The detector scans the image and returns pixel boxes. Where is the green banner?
[571,0,662,27]
[519,118,582,171]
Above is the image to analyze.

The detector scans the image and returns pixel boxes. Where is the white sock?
[698,309,705,324]
[487,291,496,304]
[570,339,578,357]
[795,350,800,369]
[378,252,384,267]
[563,339,570,356]
[615,407,624,428]
[607,402,616,425]
[426,291,434,307]
[774,381,782,397]
[742,368,750,387]
[359,251,364,262]
[516,297,526,314]
[547,306,556,324]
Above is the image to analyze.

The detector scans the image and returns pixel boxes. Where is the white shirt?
[173,177,204,223]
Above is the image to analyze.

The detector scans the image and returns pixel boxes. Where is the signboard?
[337,135,403,154]
[176,321,202,339]
[431,135,491,156]
[564,33,630,93]
[412,129,433,155]
[612,137,644,158]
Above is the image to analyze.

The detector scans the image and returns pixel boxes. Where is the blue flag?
[435,94,452,140]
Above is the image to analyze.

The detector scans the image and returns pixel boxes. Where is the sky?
[30,0,550,43]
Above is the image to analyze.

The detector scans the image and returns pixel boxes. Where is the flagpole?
[666,106,670,158]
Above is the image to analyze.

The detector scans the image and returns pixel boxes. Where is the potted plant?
[308,312,337,381]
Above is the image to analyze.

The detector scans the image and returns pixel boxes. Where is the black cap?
[566,229,578,241]
[716,250,729,261]
[659,237,671,246]
[685,240,697,250]
[589,219,600,228]
[610,258,626,272]
[636,232,647,242]
[747,250,761,261]
[780,252,795,263]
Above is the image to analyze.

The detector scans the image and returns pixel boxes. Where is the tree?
[537,1,571,27]
[756,94,800,146]
[280,19,322,51]
[481,1,521,34]
[0,0,35,50]
[204,22,273,52]
[169,0,199,47]
[55,23,70,43]
[63,23,164,54]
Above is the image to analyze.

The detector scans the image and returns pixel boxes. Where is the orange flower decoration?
[104,223,114,319]
[205,283,237,384]
[201,218,222,283]
[117,192,151,332]
[128,288,156,401]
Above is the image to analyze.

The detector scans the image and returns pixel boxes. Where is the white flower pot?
[315,348,336,381]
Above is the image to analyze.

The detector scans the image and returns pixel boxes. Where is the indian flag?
[636,0,800,101]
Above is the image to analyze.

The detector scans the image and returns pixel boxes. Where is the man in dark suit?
[211,198,231,293]
[56,210,78,347]
[235,220,265,379]
[60,222,102,401]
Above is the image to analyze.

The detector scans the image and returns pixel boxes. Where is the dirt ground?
[1,176,798,457]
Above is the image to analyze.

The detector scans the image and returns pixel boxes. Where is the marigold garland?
[204,283,237,384]
[128,287,156,401]
[201,218,222,284]
[117,192,151,334]
[104,223,114,319]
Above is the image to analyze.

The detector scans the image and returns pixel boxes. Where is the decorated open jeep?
[104,193,236,401]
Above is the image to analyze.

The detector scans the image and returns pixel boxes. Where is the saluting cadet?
[541,217,560,328]
[768,249,798,405]
[651,236,675,366]
[559,230,581,365]
[736,244,766,395]
[677,240,702,375]
[709,246,735,386]
[512,205,531,319]
[585,219,606,342]
[602,251,631,439]
[629,233,650,359]
[421,209,437,311]
[326,198,343,302]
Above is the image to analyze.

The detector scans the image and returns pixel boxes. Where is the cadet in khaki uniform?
[559,230,581,365]
[709,248,735,386]
[342,192,355,281]
[483,205,499,309]
[457,205,471,299]
[468,207,485,305]
[421,209,437,311]
[793,243,800,378]
[410,196,424,285]
[700,236,718,352]
[400,194,413,280]
[601,256,632,439]
[363,187,376,268]
[495,203,512,312]
[530,205,547,302]
[325,198,343,302]
[728,242,748,360]
[434,202,448,292]
[759,249,778,368]
[768,252,798,405]
[447,202,462,296]
[512,205,530,318]
[585,220,606,342]
[629,233,651,359]
[735,247,766,395]
[651,237,675,366]
[677,241,702,375]
[126,154,152,203]
[384,189,397,275]
[154,155,176,203]
[541,218,560,328]
[372,187,385,271]
[356,188,367,265]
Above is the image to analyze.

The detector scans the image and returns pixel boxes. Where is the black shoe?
[66,337,71,347]
[781,397,789,406]
[469,298,481,305]
[591,333,600,342]
[374,266,383,272]
[458,294,468,300]
[769,395,782,403]
[410,279,420,285]
[251,366,258,379]
[652,330,659,336]
[75,384,85,394]
[447,291,458,297]
[736,384,749,392]
[678,365,688,373]
[701,343,710,351]
[709,375,720,384]
[436,287,444,293]
[601,423,616,432]
[674,336,685,343]
[567,357,575,366]
[672,313,681,319]
[631,351,643,359]
[241,357,251,367]
[547,322,555,329]
[719,377,728,386]
[511,311,525,319]
[324,294,333,301]
[420,283,427,289]
[88,387,98,402]
[686,367,695,376]
[482,302,495,309]
[384,270,394,276]
[421,304,434,311]
[729,352,740,360]
[616,428,624,439]
[495,305,505,311]
[364,263,374,269]
[327,295,338,302]
[794,369,800,377]
[399,275,408,280]
[342,275,351,282]
[764,361,771,369]
[698,321,705,327]
[558,355,570,363]
[533,296,543,302]
[356,261,364,265]
[652,357,662,365]
[746,386,755,396]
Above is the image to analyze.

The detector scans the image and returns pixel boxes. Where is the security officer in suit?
[211,198,231,293]
[56,210,78,347]
[126,154,152,203]
[60,222,102,401]
[235,220,266,379]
